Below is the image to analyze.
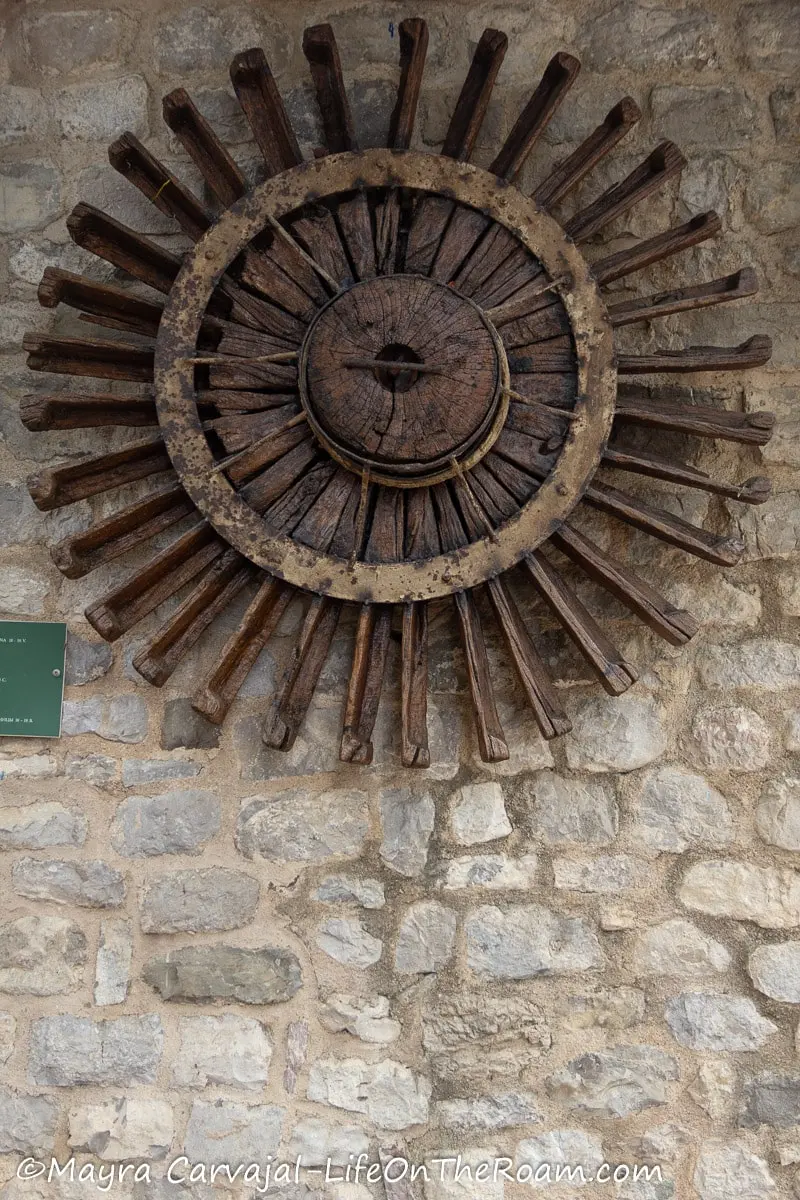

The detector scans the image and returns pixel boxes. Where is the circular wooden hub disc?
[300,275,508,485]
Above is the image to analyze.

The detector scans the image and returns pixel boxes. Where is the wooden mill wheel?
[22,20,776,767]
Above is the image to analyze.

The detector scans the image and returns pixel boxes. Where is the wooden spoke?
[433,482,508,761]
[507,341,576,374]
[38,267,163,337]
[454,590,509,761]
[193,576,293,721]
[602,445,772,504]
[533,97,641,210]
[51,483,191,578]
[24,333,153,381]
[523,551,637,695]
[230,47,302,174]
[197,387,298,412]
[162,88,246,208]
[209,318,299,358]
[20,392,158,430]
[500,301,571,348]
[404,486,440,561]
[336,192,377,280]
[259,411,352,761]
[341,603,393,764]
[451,222,521,296]
[565,141,686,242]
[108,132,212,240]
[262,213,339,295]
[293,468,359,551]
[263,594,342,749]
[289,205,353,288]
[430,206,491,284]
[470,249,544,311]
[212,420,308,483]
[443,28,507,161]
[85,522,226,641]
[506,400,570,445]
[374,191,402,275]
[205,356,298,391]
[585,480,746,566]
[27,438,171,511]
[262,460,338,537]
[67,203,181,294]
[405,195,456,275]
[486,576,572,737]
[485,274,566,327]
[450,473,571,738]
[388,18,429,149]
[303,23,357,153]
[468,461,519,520]
[507,371,577,413]
[490,52,581,181]
[608,267,758,326]
[206,406,301,454]
[593,211,721,286]
[614,387,775,444]
[237,246,322,321]
[330,475,370,560]
[341,488,402,764]
[239,440,320,512]
[483,451,542,506]
[618,335,772,374]
[266,213,340,292]
[553,523,698,645]
[399,488,438,768]
[401,600,430,768]
[215,275,308,341]
[135,552,255,686]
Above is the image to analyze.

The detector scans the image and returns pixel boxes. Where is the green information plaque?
[0,621,67,738]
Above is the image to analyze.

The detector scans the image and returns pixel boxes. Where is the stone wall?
[0,0,799,1197]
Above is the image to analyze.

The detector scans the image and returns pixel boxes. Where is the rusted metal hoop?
[154,149,616,604]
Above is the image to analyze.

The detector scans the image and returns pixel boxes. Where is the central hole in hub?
[374,343,423,393]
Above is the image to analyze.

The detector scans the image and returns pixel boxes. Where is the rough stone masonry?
[0,0,799,1197]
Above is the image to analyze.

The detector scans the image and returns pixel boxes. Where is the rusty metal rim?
[298,273,511,488]
[154,149,616,604]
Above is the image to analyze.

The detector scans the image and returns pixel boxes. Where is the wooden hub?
[299,275,508,485]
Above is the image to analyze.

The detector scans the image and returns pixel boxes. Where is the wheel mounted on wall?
[22,20,775,767]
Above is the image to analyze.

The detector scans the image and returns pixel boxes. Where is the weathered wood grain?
[134,552,255,686]
[389,18,429,150]
[534,97,640,210]
[162,88,246,208]
[50,482,189,578]
[593,211,721,285]
[490,52,580,180]
[553,522,698,644]
[523,550,637,694]
[27,438,171,511]
[108,132,212,240]
[303,24,358,152]
[443,28,507,161]
[585,480,746,566]
[565,141,686,242]
[230,47,302,174]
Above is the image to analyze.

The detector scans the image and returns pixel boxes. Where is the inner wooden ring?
[299,275,509,487]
